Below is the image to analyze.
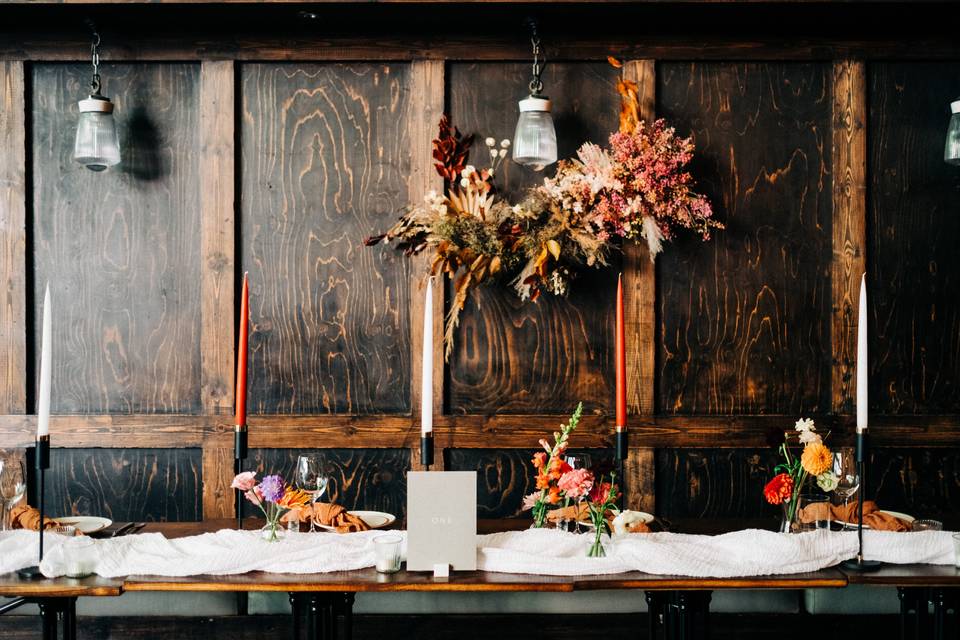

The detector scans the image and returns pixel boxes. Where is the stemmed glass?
[564,454,592,533]
[296,455,330,533]
[0,456,27,531]
[832,449,860,529]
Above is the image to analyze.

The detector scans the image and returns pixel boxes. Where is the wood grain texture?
[241,63,412,415]
[202,446,234,519]
[446,62,620,416]
[44,448,202,521]
[831,60,867,415]
[199,61,236,415]
[869,62,960,415]
[407,60,445,471]
[657,62,832,415]
[655,448,780,520]
[446,448,614,518]
[870,448,960,517]
[32,63,203,414]
[250,448,409,517]
[0,61,25,415]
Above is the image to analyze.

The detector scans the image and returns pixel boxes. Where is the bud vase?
[260,521,286,542]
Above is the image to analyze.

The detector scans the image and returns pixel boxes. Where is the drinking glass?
[952,533,960,568]
[373,533,403,574]
[832,450,860,528]
[296,455,330,533]
[0,456,27,531]
[563,454,592,534]
[797,493,832,532]
[912,519,943,532]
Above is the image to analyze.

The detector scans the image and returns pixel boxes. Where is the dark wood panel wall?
[0,20,958,522]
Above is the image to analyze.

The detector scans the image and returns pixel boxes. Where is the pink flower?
[231,471,257,492]
[558,468,594,500]
[539,439,552,453]
[521,492,540,511]
[244,486,264,506]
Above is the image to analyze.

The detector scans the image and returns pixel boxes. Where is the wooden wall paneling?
[831,60,867,415]
[622,59,656,513]
[240,62,412,415]
[32,63,203,414]
[199,60,236,416]
[869,62,960,415]
[45,447,202,522]
[202,446,234,519]
[445,61,620,416]
[0,61,26,416]
[656,62,833,416]
[408,60,445,471]
[250,448,409,518]
[655,448,780,520]
[870,448,960,515]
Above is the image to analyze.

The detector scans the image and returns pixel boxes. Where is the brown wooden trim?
[0,60,26,416]
[830,59,867,415]
[2,413,959,449]
[199,60,236,416]
[3,36,960,63]
[622,59,657,514]
[408,59,445,471]
[201,446,234,519]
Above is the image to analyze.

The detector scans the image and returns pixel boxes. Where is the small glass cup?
[373,534,402,574]
[952,533,960,568]
[63,537,96,578]
[797,494,832,531]
[913,519,943,532]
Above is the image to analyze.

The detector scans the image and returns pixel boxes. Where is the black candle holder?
[18,435,49,580]
[421,433,434,471]
[615,426,628,462]
[841,430,881,573]
[234,425,248,531]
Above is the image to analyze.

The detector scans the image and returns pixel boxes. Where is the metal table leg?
[645,591,666,639]
[899,587,929,640]
[289,593,302,640]
[930,587,959,640]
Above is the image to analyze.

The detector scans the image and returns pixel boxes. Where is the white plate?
[316,510,396,532]
[581,511,655,529]
[52,516,112,534]
[836,510,914,530]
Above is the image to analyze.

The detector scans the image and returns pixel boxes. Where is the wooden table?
[0,575,121,640]
[841,563,960,640]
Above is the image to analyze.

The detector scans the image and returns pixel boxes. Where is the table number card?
[406,471,477,571]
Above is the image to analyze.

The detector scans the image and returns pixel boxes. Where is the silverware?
[128,522,147,535]
[110,522,136,538]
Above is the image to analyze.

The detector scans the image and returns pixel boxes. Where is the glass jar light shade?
[945,99,960,166]
[512,96,557,171]
[74,95,120,172]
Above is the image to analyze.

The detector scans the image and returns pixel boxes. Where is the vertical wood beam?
[199,60,236,416]
[199,61,236,519]
[623,60,656,512]
[409,60,446,471]
[0,61,26,418]
[831,60,867,415]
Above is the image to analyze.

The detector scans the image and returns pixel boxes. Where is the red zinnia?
[763,473,794,505]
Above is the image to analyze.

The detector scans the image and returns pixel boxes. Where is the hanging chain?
[89,25,101,94]
[528,20,544,96]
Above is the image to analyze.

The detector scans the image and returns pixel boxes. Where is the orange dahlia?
[763,473,794,505]
[801,442,833,476]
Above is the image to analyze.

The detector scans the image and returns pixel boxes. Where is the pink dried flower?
[231,471,257,492]
[558,468,594,500]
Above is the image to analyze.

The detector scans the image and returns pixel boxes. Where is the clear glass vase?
[260,520,286,542]
[587,528,607,557]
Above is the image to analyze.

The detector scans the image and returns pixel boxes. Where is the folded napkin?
[8,504,59,532]
[799,500,912,532]
[546,505,651,533]
[281,502,370,533]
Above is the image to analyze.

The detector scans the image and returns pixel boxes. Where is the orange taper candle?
[235,273,249,427]
[615,273,627,429]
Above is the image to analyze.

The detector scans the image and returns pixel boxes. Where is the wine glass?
[296,455,330,533]
[0,456,27,531]
[564,454,593,533]
[832,450,860,529]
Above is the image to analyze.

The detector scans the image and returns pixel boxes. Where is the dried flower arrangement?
[365,58,722,358]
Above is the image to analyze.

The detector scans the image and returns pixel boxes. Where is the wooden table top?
[5,518,958,596]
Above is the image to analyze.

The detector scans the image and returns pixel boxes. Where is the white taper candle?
[37,283,52,438]
[421,277,433,435]
[856,273,868,433]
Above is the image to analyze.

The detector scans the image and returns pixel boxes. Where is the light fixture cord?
[88,23,101,95]
[528,20,545,96]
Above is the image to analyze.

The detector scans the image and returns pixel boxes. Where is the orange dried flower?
[801,442,833,476]
[276,487,311,511]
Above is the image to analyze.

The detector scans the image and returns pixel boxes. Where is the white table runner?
[0,528,954,580]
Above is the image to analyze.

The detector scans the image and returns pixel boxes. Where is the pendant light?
[945,98,960,165]
[512,19,557,171]
[73,24,120,172]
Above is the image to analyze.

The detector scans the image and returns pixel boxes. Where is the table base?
[289,592,355,640]
[646,591,712,640]
[898,587,960,640]
[0,596,76,640]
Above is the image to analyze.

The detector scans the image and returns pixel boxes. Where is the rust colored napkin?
[8,504,58,532]
[281,502,371,533]
[799,500,912,532]
[546,505,650,533]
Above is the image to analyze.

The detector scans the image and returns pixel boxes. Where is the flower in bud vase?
[522,404,583,528]
[232,472,311,542]
[584,473,620,558]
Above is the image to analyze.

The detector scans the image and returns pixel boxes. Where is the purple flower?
[258,475,284,503]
